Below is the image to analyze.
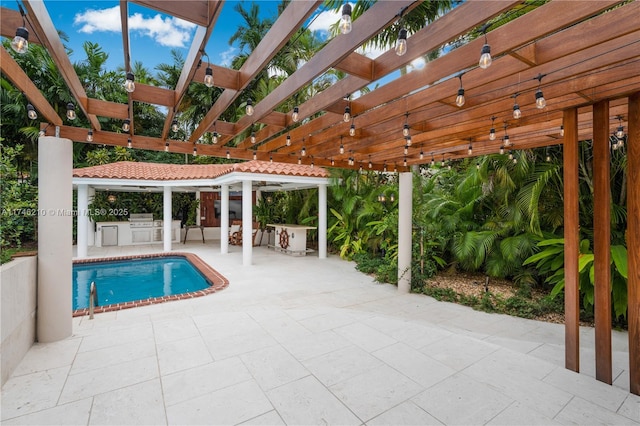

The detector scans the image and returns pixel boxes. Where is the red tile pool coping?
[72,252,229,317]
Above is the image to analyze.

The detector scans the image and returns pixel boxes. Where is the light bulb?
[350,123,356,137]
[340,3,352,34]
[513,103,521,119]
[560,125,565,137]
[616,126,624,139]
[171,119,178,133]
[122,119,130,132]
[124,72,135,93]
[403,157,408,167]
[504,134,510,146]
[292,107,299,122]
[403,123,410,137]
[301,146,306,156]
[343,106,351,122]
[508,151,513,160]
[298,157,301,165]
[86,130,93,142]
[406,135,412,146]
[128,138,133,149]
[204,67,214,88]
[489,128,496,141]
[253,151,257,160]
[546,153,551,162]
[311,160,314,168]
[165,142,169,152]
[455,88,465,107]
[383,164,387,173]
[246,99,254,116]
[404,145,408,155]
[476,163,480,170]
[270,155,273,163]
[26,104,37,120]
[499,145,504,155]
[11,27,29,54]
[66,103,76,120]
[369,160,372,169]
[535,89,546,109]
[479,44,491,69]
[339,144,344,154]
[468,145,473,156]
[226,150,230,159]
[212,132,218,144]
[286,134,291,146]
[331,158,335,166]
[395,29,407,56]
[513,157,518,164]
[430,157,435,167]
[420,150,424,160]
[251,132,256,144]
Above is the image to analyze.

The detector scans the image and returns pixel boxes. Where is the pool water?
[73,256,211,310]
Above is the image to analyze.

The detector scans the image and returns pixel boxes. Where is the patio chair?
[228,220,242,245]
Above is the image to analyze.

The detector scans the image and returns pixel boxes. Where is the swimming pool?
[72,253,228,316]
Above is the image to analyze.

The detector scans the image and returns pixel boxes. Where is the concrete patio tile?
[202,328,279,360]
[239,410,285,425]
[617,395,640,423]
[283,307,325,321]
[240,345,309,391]
[373,342,456,389]
[486,401,561,425]
[246,308,288,322]
[483,334,544,354]
[152,317,200,344]
[11,338,81,377]
[193,312,260,336]
[543,366,631,412]
[329,364,424,422]
[366,401,443,425]
[334,322,397,353]
[259,315,312,343]
[166,379,273,425]
[267,375,361,425]
[302,345,383,387]
[554,396,639,425]
[298,309,362,333]
[465,347,557,380]
[58,355,158,404]
[1,366,70,420]
[69,338,155,376]
[161,357,252,406]
[156,335,213,376]
[411,373,514,425]
[372,318,453,350]
[76,323,153,353]
[88,379,166,425]
[2,398,92,425]
[281,329,352,361]
[420,334,499,371]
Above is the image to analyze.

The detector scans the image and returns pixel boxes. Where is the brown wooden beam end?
[628,92,640,396]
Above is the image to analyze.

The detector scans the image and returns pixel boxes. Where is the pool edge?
[72,252,229,317]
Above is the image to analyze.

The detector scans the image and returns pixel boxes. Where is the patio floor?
[2,242,639,425]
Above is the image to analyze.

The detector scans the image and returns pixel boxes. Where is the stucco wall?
[0,256,37,386]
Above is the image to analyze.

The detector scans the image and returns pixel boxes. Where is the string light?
[512,93,521,119]
[419,147,424,160]
[253,151,257,160]
[86,129,93,142]
[350,119,356,137]
[489,116,496,140]
[339,136,345,154]
[11,5,29,54]
[122,118,131,132]
[128,138,132,149]
[251,127,256,144]
[615,115,625,138]
[534,73,546,109]
[292,106,300,123]
[545,147,551,162]
[403,112,410,137]
[403,157,407,167]
[467,140,473,156]
[171,118,179,133]
[26,103,37,120]
[226,150,230,159]
[343,105,351,122]
[478,24,492,69]
[503,122,510,146]
[165,141,170,152]
[404,145,408,155]
[430,153,435,167]
[192,145,197,156]
[124,72,135,93]
[441,154,446,167]
[405,135,412,146]
[368,155,372,169]
[560,124,564,137]
[499,145,504,155]
[201,51,214,88]
[383,162,387,173]
[455,74,465,107]
[331,158,335,166]
[66,103,76,120]
[395,28,407,56]
[246,99,254,116]
[298,157,302,165]
[340,3,352,34]
[286,133,291,146]
[270,154,273,163]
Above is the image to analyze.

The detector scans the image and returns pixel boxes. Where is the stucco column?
[87,186,95,246]
[397,171,412,293]
[195,190,201,226]
[38,135,72,342]
[242,180,252,266]
[163,186,172,252]
[76,184,89,258]
[318,183,327,259]
[221,184,229,254]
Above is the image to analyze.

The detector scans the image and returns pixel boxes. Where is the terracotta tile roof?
[73,160,328,180]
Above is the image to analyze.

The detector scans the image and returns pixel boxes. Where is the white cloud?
[357,44,386,60]
[308,9,340,34]
[74,6,196,48]
[219,47,238,67]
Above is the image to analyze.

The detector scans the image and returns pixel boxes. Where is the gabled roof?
[72,160,329,181]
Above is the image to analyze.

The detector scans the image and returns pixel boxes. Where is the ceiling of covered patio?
[2,0,638,171]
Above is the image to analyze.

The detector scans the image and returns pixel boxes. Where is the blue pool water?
[72,256,211,310]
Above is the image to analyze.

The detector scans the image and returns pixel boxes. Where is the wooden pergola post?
[564,107,580,373]
[628,92,640,395]
[593,100,612,384]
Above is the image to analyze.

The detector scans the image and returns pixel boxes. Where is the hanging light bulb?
[246,99,254,116]
[26,103,37,120]
[11,26,29,54]
[226,150,230,159]
[441,155,446,167]
[406,135,412,146]
[165,141,170,152]
[545,147,551,162]
[560,124,565,137]
[513,156,518,164]
[270,154,273,163]
[403,112,410,137]
[395,28,408,56]
[430,154,435,167]
[253,151,257,160]
[204,67,214,88]
[504,134,510,146]
[66,103,76,120]
[489,116,496,140]
[128,138,133,149]
[331,158,335,166]
[311,158,314,168]
[212,131,218,144]
[124,72,135,93]
[455,74,465,107]
[292,106,300,123]
[343,105,351,122]
[499,145,504,155]
[340,3,352,35]
[86,130,93,142]
[251,129,256,144]
[383,162,387,173]
[350,121,356,137]
[368,157,373,169]
[478,26,491,69]
[122,118,131,132]
[476,162,480,170]
[301,145,306,157]
[286,133,291,146]
[616,116,625,138]
[404,145,408,155]
[298,157,302,165]
[39,128,45,137]
[468,142,473,156]
[403,157,408,167]
[534,73,546,109]
[359,163,363,172]
[420,148,424,160]
[508,150,513,160]
[512,94,521,119]
[171,119,179,133]
[339,136,345,154]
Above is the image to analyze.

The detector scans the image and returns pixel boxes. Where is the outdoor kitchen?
[95,213,181,247]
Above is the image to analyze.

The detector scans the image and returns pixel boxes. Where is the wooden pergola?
[1,0,638,394]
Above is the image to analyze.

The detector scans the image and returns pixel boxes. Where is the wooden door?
[200,192,216,227]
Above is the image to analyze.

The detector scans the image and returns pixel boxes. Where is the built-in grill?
[128,213,154,228]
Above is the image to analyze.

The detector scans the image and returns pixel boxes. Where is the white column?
[38,135,72,342]
[221,185,229,254]
[397,172,413,293]
[242,180,252,266]
[318,183,327,259]
[87,186,95,246]
[163,186,172,252]
[195,190,201,226]
[77,184,89,258]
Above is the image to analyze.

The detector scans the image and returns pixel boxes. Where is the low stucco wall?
[1,255,37,386]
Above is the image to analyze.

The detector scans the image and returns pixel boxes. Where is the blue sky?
[2,1,339,73]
